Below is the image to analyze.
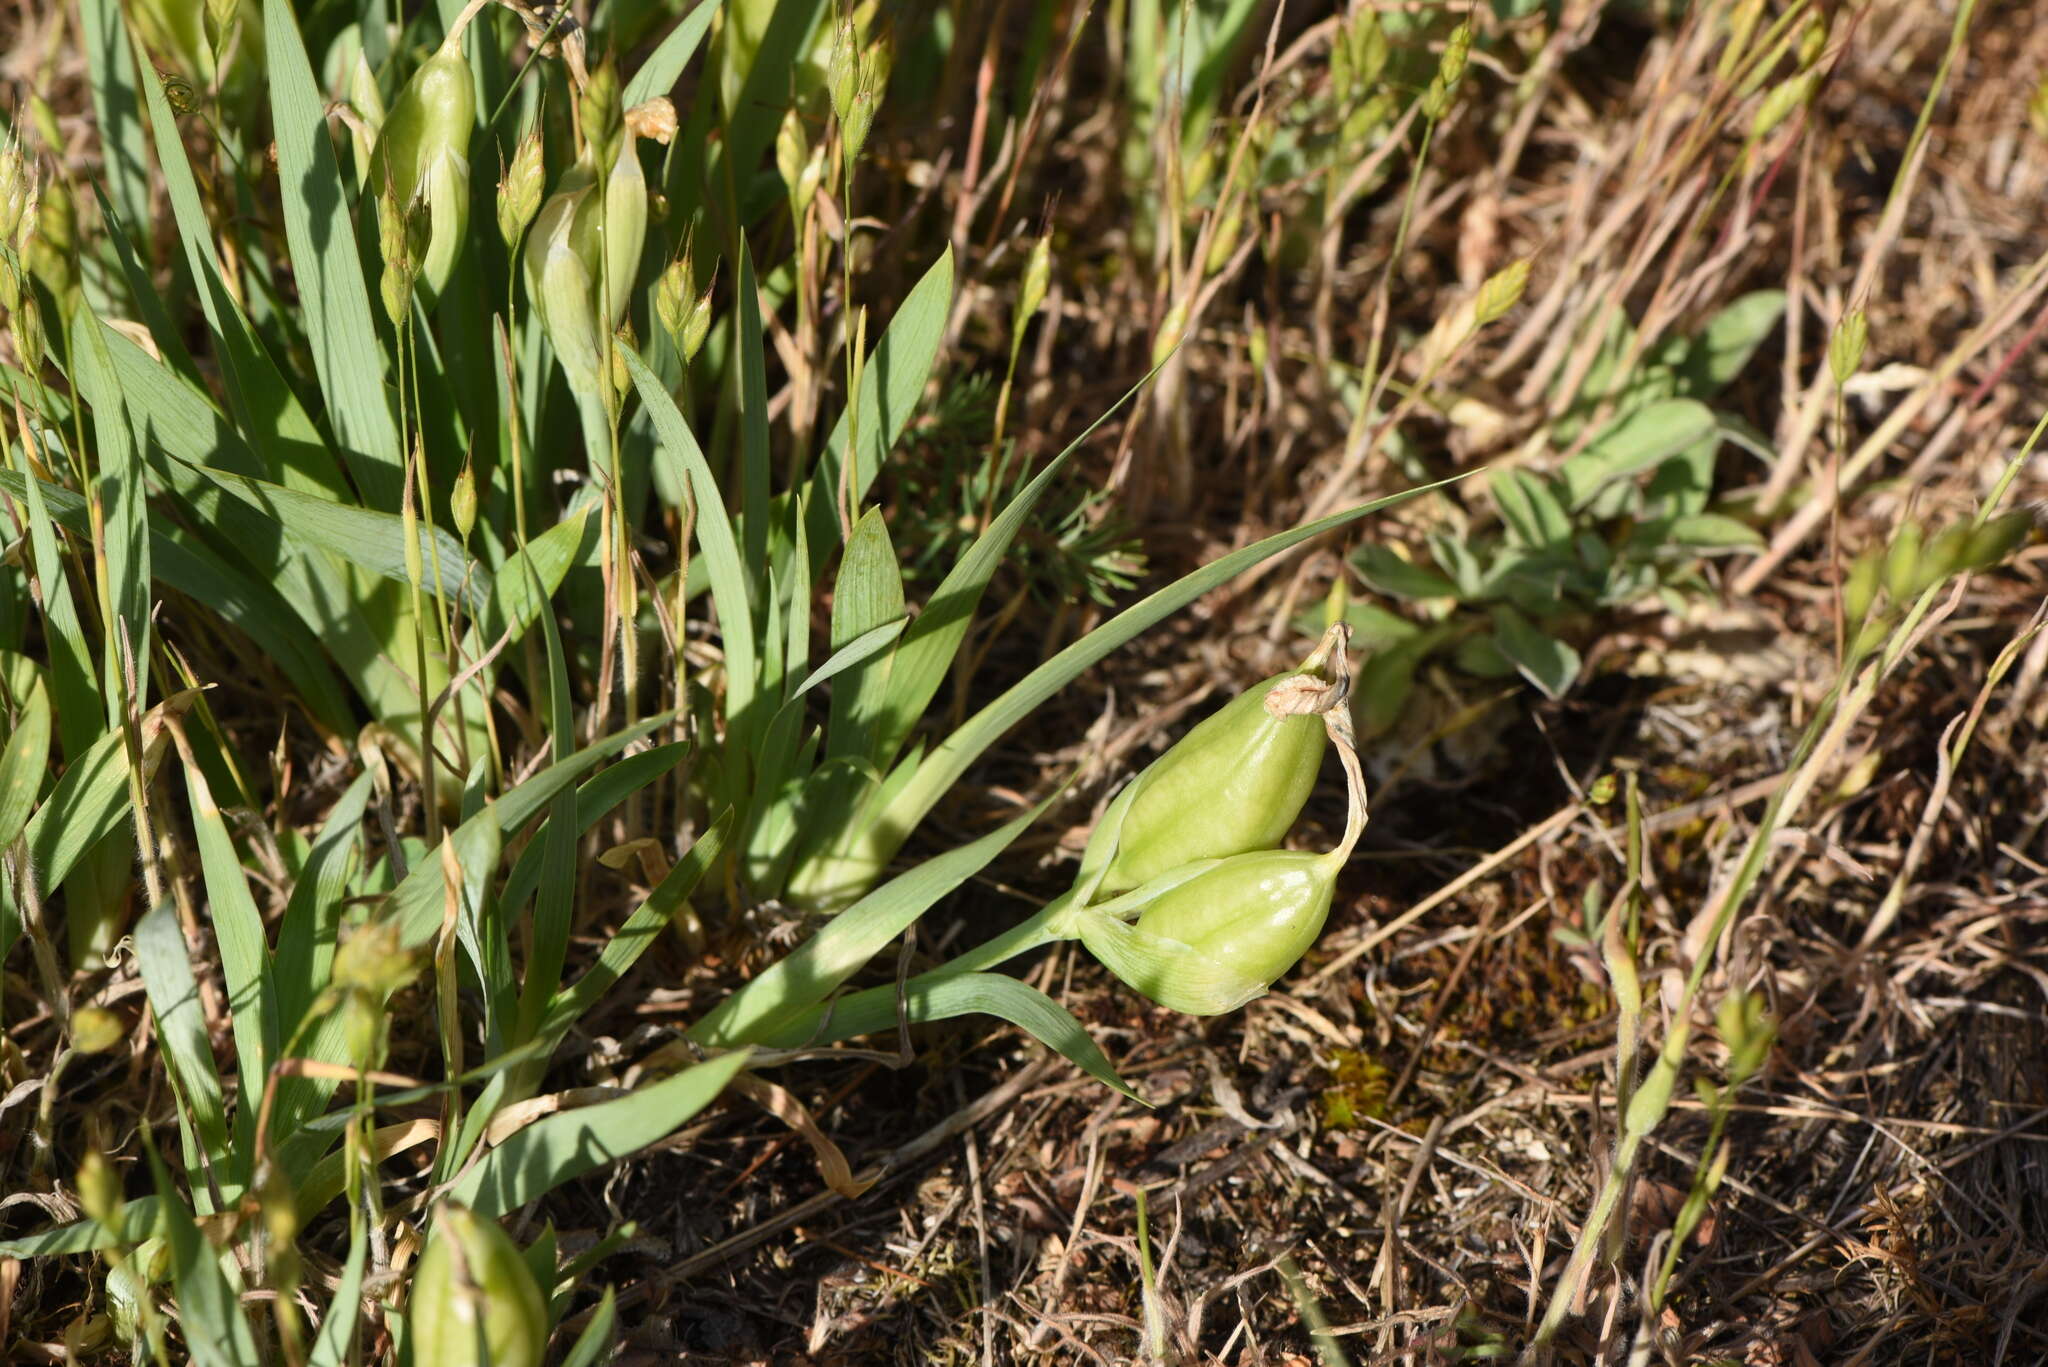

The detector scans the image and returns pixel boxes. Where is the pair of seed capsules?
[1054,624,1366,1016]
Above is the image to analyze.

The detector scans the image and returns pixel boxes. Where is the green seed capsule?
[369,38,475,301]
[523,126,650,396]
[1091,669,1330,896]
[411,1204,548,1367]
[1078,849,1340,1015]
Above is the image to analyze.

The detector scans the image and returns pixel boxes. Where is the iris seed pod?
[1087,632,1343,896]
[1077,849,1341,1015]
[411,1204,548,1367]
[368,33,475,301]
[523,127,650,396]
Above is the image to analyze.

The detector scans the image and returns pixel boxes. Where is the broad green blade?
[181,752,279,1158]
[71,306,151,717]
[692,796,1052,1048]
[77,0,153,263]
[624,345,759,751]
[757,971,1139,1100]
[149,1152,263,1367]
[136,901,231,1183]
[264,0,404,508]
[0,675,51,852]
[798,250,953,571]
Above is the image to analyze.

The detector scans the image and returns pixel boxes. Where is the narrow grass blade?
[623,0,719,104]
[445,1050,751,1217]
[538,810,732,1043]
[0,1198,162,1258]
[624,346,758,747]
[306,1212,368,1367]
[800,250,952,566]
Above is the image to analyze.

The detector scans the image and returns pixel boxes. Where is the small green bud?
[1961,509,2033,572]
[656,252,691,342]
[1719,0,1766,80]
[498,128,545,247]
[1750,70,1816,142]
[1842,548,1881,626]
[1715,990,1775,1085]
[24,175,77,304]
[777,108,814,216]
[450,462,477,540]
[0,132,33,243]
[71,1005,127,1054]
[1087,649,1335,896]
[1438,23,1473,89]
[1797,14,1828,70]
[827,17,860,123]
[1881,520,1923,602]
[679,283,714,364]
[76,1147,125,1228]
[525,179,606,396]
[1078,849,1340,1015]
[368,37,476,301]
[1473,258,1531,326]
[0,254,20,315]
[333,919,417,1001]
[1917,522,1972,592]
[841,88,879,160]
[411,1204,549,1367]
[610,320,636,406]
[1204,206,1244,276]
[1829,308,1867,386]
[1332,9,1387,100]
[13,290,43,373]
[580,60,624,174]
[2031,75,2048,142]
[1012,232,1052,357]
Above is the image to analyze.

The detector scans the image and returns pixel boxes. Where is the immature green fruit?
[411,1204,548,1367]
[368,37,475,301]
[523,128,651,396]
[1079,849,1340,1015]
[1881,521,1923,602]
[1091,669,1330,895]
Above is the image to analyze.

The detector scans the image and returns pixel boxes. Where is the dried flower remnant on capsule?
[1071,627,1369,1015]
[1084,624,1347,896]
[411,1204,548,1367]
